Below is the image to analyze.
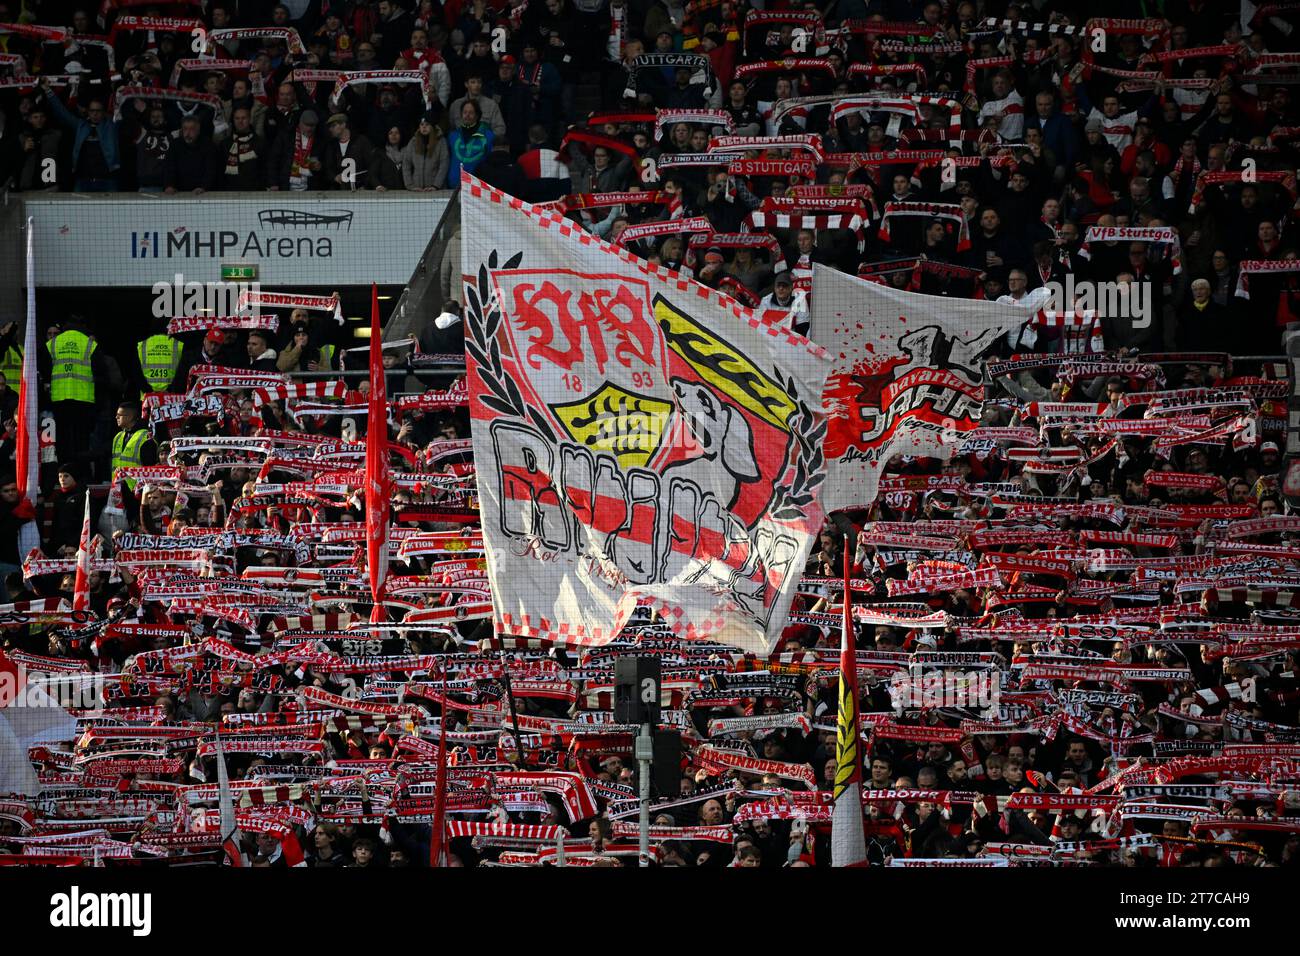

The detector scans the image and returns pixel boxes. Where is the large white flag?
[462,175,831,654]
[0,651,78,796]
[808,265,1042,511]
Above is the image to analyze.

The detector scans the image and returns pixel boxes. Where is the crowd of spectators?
[0,0,1299,868]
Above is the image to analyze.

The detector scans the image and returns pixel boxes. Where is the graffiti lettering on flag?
[462,175,830,653]
[809,266,1045,509]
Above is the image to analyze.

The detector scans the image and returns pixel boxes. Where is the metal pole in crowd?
[491,627,527,769]
[636,721,653,867]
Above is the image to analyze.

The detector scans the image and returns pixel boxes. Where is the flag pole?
[492,627,527,769]
[831,536,868,866]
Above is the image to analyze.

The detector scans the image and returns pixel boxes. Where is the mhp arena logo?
[132,210,354,260]
[131,230,161,258]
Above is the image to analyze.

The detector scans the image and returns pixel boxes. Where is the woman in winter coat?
[400,112,448,190]
[371,125,406,190]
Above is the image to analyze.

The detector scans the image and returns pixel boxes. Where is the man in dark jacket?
[1176,277,1229,351]
[263,81,302,156]
[134,106,172,192]
[47,463,87,555]
[321,113,375,189]
[14,104,62,191]
[473,139,526,198]
[1023,90,1077,181]
[365,85,418,145]
[246,330,280,371]
[505,41,563,146]
[164,116,216,193]
[967,207,1029,273]
[268,110,326,190]
[214,107,267,190]
[0,473,33,599]
[42,80,120,191]
[373,0,412,66]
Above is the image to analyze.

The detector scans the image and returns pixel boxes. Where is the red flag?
[72,491,92,613]
[365,283,390,622]
[831,544,868,866]
[14,218,40,551]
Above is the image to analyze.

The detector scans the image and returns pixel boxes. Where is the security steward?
[110,400,157,490]
[136,323,184,394]
[39,316,107,474]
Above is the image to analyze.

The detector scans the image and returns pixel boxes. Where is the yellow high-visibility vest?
[112,428,150,488]
[137,334,183,391]
[0,344,21,388]
[46,330,97,403]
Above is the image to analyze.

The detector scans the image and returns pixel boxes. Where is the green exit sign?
[221,263,258,281]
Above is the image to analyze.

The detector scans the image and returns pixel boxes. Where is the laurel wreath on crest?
[463,249,557,444]
[769,371,827,523]
[465,254,825,520]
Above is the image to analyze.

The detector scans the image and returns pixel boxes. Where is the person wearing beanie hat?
[697,247,726,287]
[276,322,319,373]
[401,111,449,189]
[504,39,562,149]
[48,460,88,554]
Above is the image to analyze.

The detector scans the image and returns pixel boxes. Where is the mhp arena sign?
[26,193,449,287]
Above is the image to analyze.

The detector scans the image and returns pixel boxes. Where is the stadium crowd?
[2,0,1300,868]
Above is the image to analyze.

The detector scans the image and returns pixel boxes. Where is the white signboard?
[25,193,449,287]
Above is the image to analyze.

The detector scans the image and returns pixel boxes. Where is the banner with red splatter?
[809,265,1041,511]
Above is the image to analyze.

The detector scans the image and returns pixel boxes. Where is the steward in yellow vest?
[110,401,157,489]
[46,328,97,403]
[137,333,183,392]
